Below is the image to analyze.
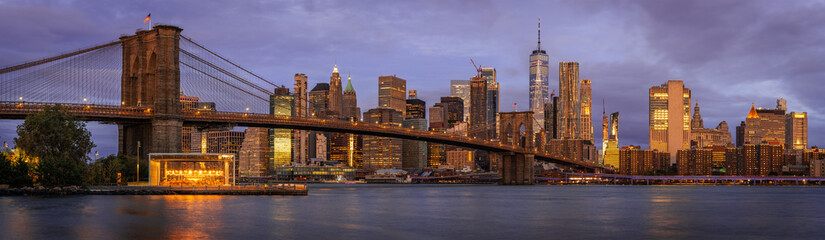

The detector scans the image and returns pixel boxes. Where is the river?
[1,184,823,239]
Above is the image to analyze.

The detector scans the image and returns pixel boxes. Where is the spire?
[537,17,541,51]
[344,74,355,94]
[333,64,339,74]
[747,103,759,119]
[691,99,703,129]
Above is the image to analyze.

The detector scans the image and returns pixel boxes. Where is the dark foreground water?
[2,185,824,239]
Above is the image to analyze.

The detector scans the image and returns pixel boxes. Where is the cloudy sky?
[1,0,823,157]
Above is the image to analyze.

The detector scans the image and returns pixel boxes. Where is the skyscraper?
[293,73,308,164]
[469,75,488,140]
[239,127,269,177]
[450,80,471,122]
[786,112,808,150]
[649,80,691,163]
[342,75,360,121]
[558,62,581,139]
[604,112,620,168]
[529,18,550,131]
[482,67,499,139]
[362,108,403,170]
[308,83,330,118]
[601,104,608,162]
[402,118,427,170]
[270,86,294,170]
[405,90,426,119]
[428,104,447,167]
[328,65,343,117]
[378,75,407,115]
[440,96,464,128]
[580,79,593,143]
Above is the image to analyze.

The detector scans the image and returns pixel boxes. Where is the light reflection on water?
[1,185,824,239]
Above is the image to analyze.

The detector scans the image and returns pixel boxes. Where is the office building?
[402,118,428,170]
[649,80,691,163]
[428,104,447,167]
[239,127,269,177]
[558,62,580,139]
[604,112,620,168]
[482,67,499,139]
[378,75,407,115]
[450,80,471,122]
[469,75,488,139]
[618,146,670,175]
[676,148,713,175]
[580,79,593,143]
[328,65,342,116]
[786,112,808,150]
[690,101,732,147]
[529,18,550,131]
[342,75,361,121]
[440,96,464,128]
[270,86,294,169]
[405,90,426,119]
[294,73,309,164]
[446,150,474,170]
[362,108,403,170]
[308,83,330,118]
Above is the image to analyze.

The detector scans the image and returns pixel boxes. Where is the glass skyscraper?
[529,19,550,131]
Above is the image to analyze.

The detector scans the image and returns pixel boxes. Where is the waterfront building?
[812,159,825,177]
[482,67,499,139]
[239,127,269,177]
[294,74,309,164]
[342,75,361,121]
[328,65,342,116]
[440,96,464,128]
[786,112,807,150]
[558,62,580,139]
[580,79,593,143]
[676,148,713,175]
[273,165,356,181]
[450,80,471,122]
[378,75,407,116]
[405,90,426,119]
[446,150,474,170]
[202,130,245,177]
[738,144,783,176]
[690,101,732,148]
[149,153,233,186]
[362,108,403,170]
[402,118,428,170]
[649,80,691,163]
[469,75,488,140]
[618,146,670,175]
[529,18,550,131]
[270,86,294,170]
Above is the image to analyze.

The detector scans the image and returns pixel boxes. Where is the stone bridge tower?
[118,25,183,158]
[499,111,535,185]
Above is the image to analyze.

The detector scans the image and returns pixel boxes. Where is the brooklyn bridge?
[0,25,597,184]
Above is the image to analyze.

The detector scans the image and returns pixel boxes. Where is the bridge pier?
[500,153,534,185]
[117,25,184,158]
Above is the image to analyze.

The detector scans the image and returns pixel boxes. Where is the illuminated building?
[294,73,308,164]
[618,146,669,175]
[328,64,342,116]
[743,104,762,145]
[558,62,580,139]
[311,132,328,160]
[239,127,269,177]
[429,104,446,130]
[440,96,464,128]
[179,92,215,153]
[450,80,470,122]
[544,96,559,140]
[580,79,593,143]
[308,83,330,118]
[342,75,361,121]
[149,153,234,186]
[649,80,691,164]
[786,112,808,150]
[754,101,786,145]
[604,112,620,168]
[482,67,499,139]
[529,18,550,131]
[402,118,428,170]
[362,108,403,170]
[676,148,712,175]
[739,144,783,176]
[547,139,599,165]
[378,75,407,116]
[690,101,732,148]
[469,75,488,140]
[428,104,447,167]
[270,86,293,171]
[811,159,825,177]
[446,150,474,169]
[202,130,245,178]
[600,106,608,164]
[274,165,356,181]
[405,90,426,119]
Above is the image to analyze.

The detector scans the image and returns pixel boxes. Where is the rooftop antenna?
[537,18,541,50]
[603,98,606,115]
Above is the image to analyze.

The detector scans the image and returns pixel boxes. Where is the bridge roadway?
[0,102,596,169]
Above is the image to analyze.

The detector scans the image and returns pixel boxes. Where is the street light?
[18,96,23,101]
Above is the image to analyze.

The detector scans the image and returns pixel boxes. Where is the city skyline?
[1,1,824,157]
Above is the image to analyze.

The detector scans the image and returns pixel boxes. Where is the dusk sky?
[1,0,823,157]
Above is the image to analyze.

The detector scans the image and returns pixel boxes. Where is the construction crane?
[470,59,483,80]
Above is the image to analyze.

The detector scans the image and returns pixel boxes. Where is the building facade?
[378,75,407,116]
[649,80,691,163]
[469,75,488,140]
[482,67,499,139]
[270,86,294,169]
[328,65,342,117]
[786,112,808,150]
[362,108,403,170]
[558,62,581,139]
[529,19,550,132]
[402,118,428,170]
[580,79,593,143]
[293,73,308,164]
[450,80,471,122]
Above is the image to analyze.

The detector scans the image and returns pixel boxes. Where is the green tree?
[14,104,95,186]
[86,155,145,185]
[0,152,34,187]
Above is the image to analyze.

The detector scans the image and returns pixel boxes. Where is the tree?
[0,152,34,187]
[14,104,95,186]
[86,155,145,185]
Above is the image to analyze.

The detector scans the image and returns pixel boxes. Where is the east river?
[2,184,824,239]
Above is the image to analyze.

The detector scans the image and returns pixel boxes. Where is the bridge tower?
[499,111,535,185]
[118,25,184,157]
